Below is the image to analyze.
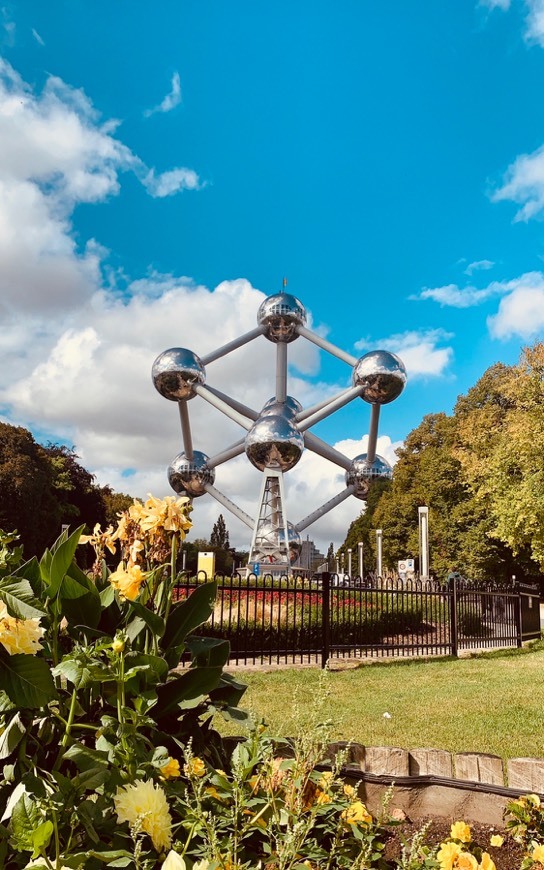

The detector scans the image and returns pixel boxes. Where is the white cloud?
[417,282,506,307]
[487,271,544,338]
[492,143,544,220]
[142,167,201,197]
[525,0,544,45]
[355,330,453,378]
[464,259,495,275]
[144,72,182,117]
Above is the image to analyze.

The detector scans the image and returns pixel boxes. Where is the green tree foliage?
[99,485,135,526]
[43,443,107,530]
[338,479,391,575]
[210,513,230,549]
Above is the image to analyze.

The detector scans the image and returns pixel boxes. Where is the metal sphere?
[257,292,307,343]
[168,450,215,498]
[352,350,407,405]
[255,521,302,565]
[346,453,393,500]
[245,414,304,472]
[261,395,303,419]
[152,348,206,401]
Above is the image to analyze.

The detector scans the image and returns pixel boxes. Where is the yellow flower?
[205,785,222,800]
[162,852,187,870]
[109,562,145,600]
[129,538,145,565]
[451,822,472,843]
[80,523,117,555]
[343,783,357,799]
[457,853,478,870]
[114,779,172,852]
[315,788,332,805]
[184,757,206,778]
[0,601,45,656]
[131,495,192,540]
[318,771,334,790]
[437,841,462,870]
[160,758,181,779]
[532,845,544,865]
[112,636,125,654]
[341,801,372,826]
[479,852,496,870]
[489,836,504,848]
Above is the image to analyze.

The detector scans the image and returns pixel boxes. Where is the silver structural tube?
[207,439,246,468]
[276,341,288,402]
[298,385,364,432]
[376,529,383,577]
[296,324,358,366]
[304,431,352,471]
[295,485,355,532]
[178,401,194,461]
[366,404,381,464]
[297,386,360,423]
[200,326,265,365]
[203,483,254,529]
[194,384,254,430]
[205,385,259,421]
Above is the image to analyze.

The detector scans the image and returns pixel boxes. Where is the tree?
[326,542,335,570]
[43,443,107,531]
[210,514,230,549]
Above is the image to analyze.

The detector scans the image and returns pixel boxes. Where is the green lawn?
[219,643,544,760]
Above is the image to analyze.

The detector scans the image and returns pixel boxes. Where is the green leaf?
[30,820,53,859]
[0,651,57,709]
[161,581,217,651]
[154,666,223,717]
[100,584,115,607]
[42,525,85,597]
[127,600,165,637]
[0,712,25,759]
[9,792,42,851]
[209,672,247,708]
[0,577,46,620]
[185,635,230,668]
[125,615,146,643]
[59,571,101,630]
[64,742,109,772]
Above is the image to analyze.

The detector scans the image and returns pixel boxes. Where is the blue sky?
[1,1,544,552]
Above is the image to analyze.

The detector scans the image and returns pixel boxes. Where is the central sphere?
[254,521,302,565]
[346,453,393,500]
[245,415,304,472]
[152,348,206,401]
[168,450,215,498]
[352,350,407,405]
[257,292,307,343]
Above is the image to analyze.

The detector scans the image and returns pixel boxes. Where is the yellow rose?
[160,757,181,779]
[437,841,462,870]
[109,562,145,600]
[479,851,496,870]
[184,757,206,778]
[457,853,478,870]
[0,601,45,656]
[532,845,544,865]
[341,801,372,826]
[489,836,504,848]
[451,822,472,843]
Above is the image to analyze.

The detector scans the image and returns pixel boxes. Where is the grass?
[218,640,544,760]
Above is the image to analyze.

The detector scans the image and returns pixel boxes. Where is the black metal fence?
[173,572,541,667]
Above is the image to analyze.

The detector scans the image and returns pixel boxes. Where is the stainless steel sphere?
[261,395,303,419]
[254,521,302,564]
[352,350,407,405]
[257,293,307,343]
[168,450,215,498]
[245,414,304,471]
[346,453,393,500]
[152,348,206,401]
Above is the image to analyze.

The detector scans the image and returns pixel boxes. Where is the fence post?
[321,572,331,669]
[449,575,458,657]
[515,582,523,648]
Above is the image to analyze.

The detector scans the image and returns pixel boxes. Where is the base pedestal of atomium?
[152,288,406,576]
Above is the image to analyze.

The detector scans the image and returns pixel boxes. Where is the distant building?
[296,539,326,572]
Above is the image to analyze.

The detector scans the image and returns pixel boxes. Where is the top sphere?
[352,350,407,405]
[257,293,307,343]
[152,348,206,401]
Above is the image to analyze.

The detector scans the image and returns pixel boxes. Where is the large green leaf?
[0,651,57,709]
[59,570,101,630]
[0,577,46,620]
[42,525,85,597]
[208,672,247,708]
[127,600,165,637]
[153,666,223,717]
[11,556,43,597]
[161,581,217,651]
[9,792,42,851]
[185,636,230,668]
[0,712,25,759]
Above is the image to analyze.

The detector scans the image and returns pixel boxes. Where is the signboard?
[197,551,215,577]
[252,562,260,577]
[398,559,415,575]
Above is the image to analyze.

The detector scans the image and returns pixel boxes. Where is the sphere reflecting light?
[346,453,393,500]
[261,395,303,419]
[152,348,206,401]
[352,350,407,405]
[245,415,304,471]
[257,293,307,343]
[168,450,215,497]
[254,521,302,565]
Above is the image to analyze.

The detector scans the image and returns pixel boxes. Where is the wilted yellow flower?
[80,523,117,555]
[532,845,544,865]
[457,853,478,870]
[162,852,187,870]
[437,841,462,870]
[489,835,503,848]
[131,494,192,540]
[341,801,372,826]
[451,822,472,843]
[0,601,45,656]
[114,779,172,851]
[160,758,181,779]
[129,538,145,565]
[318,771,334,790]
[343,783,357,799]
[479,852,496,870]
[109,563,145,600]
[184,757,206,778]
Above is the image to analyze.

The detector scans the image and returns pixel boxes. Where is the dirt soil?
[383,817,525,870]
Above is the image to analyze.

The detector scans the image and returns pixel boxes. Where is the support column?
[376,529,383,578]
[418,506,429,580]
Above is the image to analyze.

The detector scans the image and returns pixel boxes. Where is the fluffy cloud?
[487,271,544,338]
[492,143,544,220]
[355,330,453,378]
[144,72,182,117]
[464,259,495,275]
[525,0,544,45]
[417,282,506,307]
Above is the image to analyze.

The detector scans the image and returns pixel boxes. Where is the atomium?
[153,288,407,572]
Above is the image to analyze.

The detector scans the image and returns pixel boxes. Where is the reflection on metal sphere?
[245,415,304,472]
[352,350,407,405]
[152,348,206,401]
[168,450,215,498]
[257,293,307,343]
[346,453,393,500]
[254,521,302,565]
[261,395,303,419]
